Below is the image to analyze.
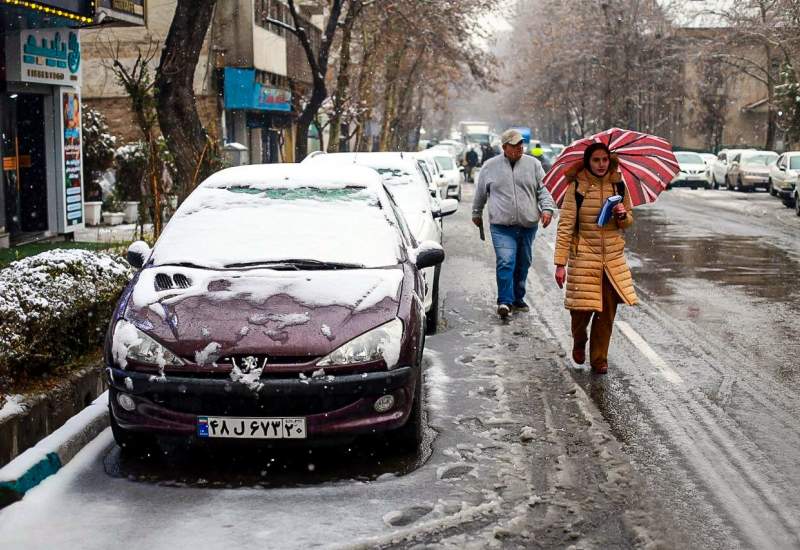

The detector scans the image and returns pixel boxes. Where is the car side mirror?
[127,240,151,269]
[439,173,445,178]
[414,241,445,269]
[433,198,458,218]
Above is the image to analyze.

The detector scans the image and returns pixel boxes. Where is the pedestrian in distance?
[553,142,639,374]
[481,143,496,165]
[472,129,556,319]
[465,147,479,182]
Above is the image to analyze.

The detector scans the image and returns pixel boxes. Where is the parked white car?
[302,152,458,334]
[712,148,755,189]
[699,153,717,170]
[727,150,778,191]
[768,152,800,201]
[670,151,712,189]
[421,147,463,201]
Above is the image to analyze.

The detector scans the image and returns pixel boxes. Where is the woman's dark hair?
[584,142,611,177]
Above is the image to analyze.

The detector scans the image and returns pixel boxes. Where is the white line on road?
[616,321,684,385]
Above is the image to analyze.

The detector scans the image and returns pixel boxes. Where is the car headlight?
[317,319,403,369]
[112,319,183,369]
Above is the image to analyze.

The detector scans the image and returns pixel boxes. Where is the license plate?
[197,416,306,439]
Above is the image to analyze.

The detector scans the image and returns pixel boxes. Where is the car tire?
[735,177,743,191]
[796,195,800,217]
[109,404,156,456]
[425,265,441,335]
[393,368,424,452]
[456,185,462,202]
[711,175,717,189]
[769,179,777,196]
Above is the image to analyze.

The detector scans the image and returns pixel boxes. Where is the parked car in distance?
[727,150,778,191]
[303,152,458,334]
[768,152,800,203]
[107,164,444,454]
[671,151,712,189]
[422,148,463,201]
[712,148,755,190]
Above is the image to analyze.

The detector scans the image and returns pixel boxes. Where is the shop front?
[223,67,293,165]
[1,25,84,247]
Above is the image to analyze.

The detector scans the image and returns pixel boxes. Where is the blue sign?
[224,68,291,112]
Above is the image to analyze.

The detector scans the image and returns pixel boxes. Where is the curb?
[0,392,109,507]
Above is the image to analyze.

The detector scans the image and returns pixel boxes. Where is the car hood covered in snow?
[122,266,405,363]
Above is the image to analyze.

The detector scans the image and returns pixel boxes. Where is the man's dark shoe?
[572,348,586,365]
[497,304,511,319]
[512,302,530,313]
[591,360,608,374]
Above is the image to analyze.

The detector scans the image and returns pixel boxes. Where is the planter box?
[123,201,140,224]
[102,212,124,226]
[84,202,102,226]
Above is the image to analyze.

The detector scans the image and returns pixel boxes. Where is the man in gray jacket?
[472,129,556,319]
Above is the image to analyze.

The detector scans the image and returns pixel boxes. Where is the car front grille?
[149,391,358,417]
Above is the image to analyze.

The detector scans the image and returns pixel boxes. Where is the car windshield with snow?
[105,164,444,452]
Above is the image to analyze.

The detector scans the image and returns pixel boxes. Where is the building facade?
[80,0,324,166]
[0,1,93,248]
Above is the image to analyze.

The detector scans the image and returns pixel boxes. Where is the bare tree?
[156,0,220,202]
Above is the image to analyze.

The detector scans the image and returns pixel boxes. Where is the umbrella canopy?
[543,128,680,207]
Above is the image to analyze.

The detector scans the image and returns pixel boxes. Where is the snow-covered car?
[768,152,800,201]
[727,150,778,191]
[712,148,754,189]
[303,152,458,334]
[422,148,462,200]
[106,164,444,453]
[670,151,712,189]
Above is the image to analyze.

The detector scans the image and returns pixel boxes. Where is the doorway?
[2,92,48,239]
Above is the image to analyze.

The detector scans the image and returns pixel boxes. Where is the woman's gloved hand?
[555,265,566,288]
[613,203,627,220]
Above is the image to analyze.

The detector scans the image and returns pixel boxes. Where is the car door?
[774,155,786,187]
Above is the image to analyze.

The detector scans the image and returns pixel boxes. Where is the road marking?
[616,321,684,385]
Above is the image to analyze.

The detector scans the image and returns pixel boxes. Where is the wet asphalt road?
[1,184,798,549]
[524,186,800,549]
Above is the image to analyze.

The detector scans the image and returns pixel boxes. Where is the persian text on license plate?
[197,416,306,439]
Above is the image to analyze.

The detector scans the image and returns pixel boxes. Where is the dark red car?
[105,164,443,452]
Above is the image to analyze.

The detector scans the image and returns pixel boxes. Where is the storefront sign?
[224,68,291,112]
[95,0,146,25]
[7,1,94,23]
[61,91,83,226]
[5,28,81,87]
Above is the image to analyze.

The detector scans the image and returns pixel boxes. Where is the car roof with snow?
[150,163,405,270]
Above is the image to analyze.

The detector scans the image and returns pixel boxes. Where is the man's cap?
[500,129,524,146]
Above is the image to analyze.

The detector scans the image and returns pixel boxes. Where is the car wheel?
[796,196,800,217]
[425,266,441,335]
[768,179,777,196]
[711,175,717,189]
[393,369,424,452]
[456,185,462,202]
[109,404,156,456]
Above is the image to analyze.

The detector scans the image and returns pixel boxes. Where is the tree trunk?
[328,0,359,153]
[378,42,408,150]
[156,0,218,202]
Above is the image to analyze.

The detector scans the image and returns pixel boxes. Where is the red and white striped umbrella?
[543,128,680,207]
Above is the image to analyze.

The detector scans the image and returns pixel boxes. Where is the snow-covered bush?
[82,105,117,202]
[0,250,132,387]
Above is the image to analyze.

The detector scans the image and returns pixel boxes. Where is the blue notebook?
[597,195,623,226]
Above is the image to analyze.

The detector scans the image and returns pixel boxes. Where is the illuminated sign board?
[5,28,81,87]
[2,0,94,23]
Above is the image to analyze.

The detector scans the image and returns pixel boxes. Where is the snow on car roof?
[150,164,403,270]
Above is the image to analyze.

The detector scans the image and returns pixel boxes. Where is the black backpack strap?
[615,181,626,199]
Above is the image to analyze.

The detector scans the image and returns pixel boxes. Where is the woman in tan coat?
[554,143,638,374]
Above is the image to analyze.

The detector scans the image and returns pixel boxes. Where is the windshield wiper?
[223,259,364,270]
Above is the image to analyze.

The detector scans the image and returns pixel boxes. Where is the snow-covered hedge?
[0,250,132,387]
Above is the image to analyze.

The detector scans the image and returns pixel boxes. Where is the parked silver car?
[711,148,755,190]
[727,150,778,191]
